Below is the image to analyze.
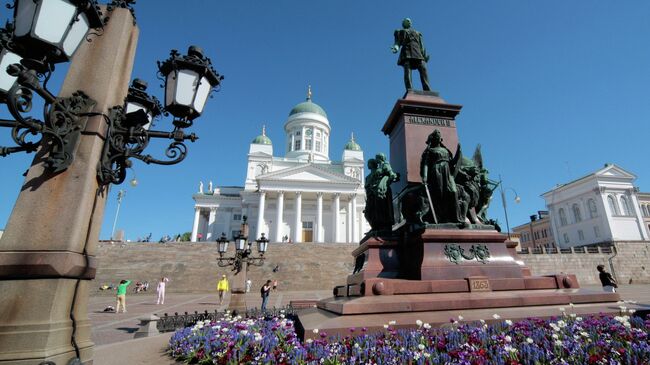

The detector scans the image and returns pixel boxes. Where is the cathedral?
[190,89,367,243]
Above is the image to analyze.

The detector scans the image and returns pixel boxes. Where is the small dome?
[344,133,361,151]
[252,125,272,145]
[288,85,327,118]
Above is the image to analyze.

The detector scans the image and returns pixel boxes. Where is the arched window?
[644,205,650,217]
[608,195,619,215]
[620,196,632,216]
[587,199,598,219]
[559,208,567,226]
[572,203,582,223]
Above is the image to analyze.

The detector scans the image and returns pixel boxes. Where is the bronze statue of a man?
[391,18,431,91]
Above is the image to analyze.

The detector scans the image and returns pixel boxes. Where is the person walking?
[260,280,272,312]
[597,264,618,293]
[156,277,169,305]
[115,279,131,313]
[217,274,229,305]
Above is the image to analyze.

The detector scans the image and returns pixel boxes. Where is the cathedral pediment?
[257,163,359,184]
[595,164,636,180]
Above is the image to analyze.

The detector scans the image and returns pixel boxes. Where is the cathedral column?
[351,194,358,242]
[293,192,302,243]
[347,199,352,243]
[191,207,201,242]
[206,207,217,241]
[333,193,340,243]
[316,192,323,242]
[256,191,266,240]
[274,191,284,242]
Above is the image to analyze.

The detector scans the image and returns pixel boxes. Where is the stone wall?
[94,241,650,294]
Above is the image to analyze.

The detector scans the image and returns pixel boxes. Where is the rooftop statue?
[391,18,431,91]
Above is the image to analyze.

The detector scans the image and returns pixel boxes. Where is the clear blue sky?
[1,1,649,241]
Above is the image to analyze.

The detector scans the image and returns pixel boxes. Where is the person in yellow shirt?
[217,274,229,305]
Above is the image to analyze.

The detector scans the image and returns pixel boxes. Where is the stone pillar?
[0,8,138,364]
[256,191,266,240]
[191,207,201,242]
[274,191,284,242]
[347,199,353,243]
[333,193,340,243]
[293,192,302,243]
[316,192,323,242]
[351,194,358,243]
[206,207,217,241]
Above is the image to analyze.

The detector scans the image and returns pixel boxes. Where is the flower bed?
[169,309,650,364]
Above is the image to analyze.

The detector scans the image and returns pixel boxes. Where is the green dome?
[344,133,361,151]
[289,100,327,118]
[252,126,272,145]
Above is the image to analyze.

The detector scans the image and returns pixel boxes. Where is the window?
[587,199,598,219]
[607,195,619,215]
[294,139,301,150]
[559,208,567,226]
[644,205,650,217]
[578,230,584,241]
[563,233,570,244]
[288,141,292,152]
[302,222,313,229]
[316,131,321,138]
[594,226,600,238]
[305,139,312,150]
[620,196,632,216]
[233,214,242,221]
[295,131,301,136]
[572,204,582,223]
[315,141,321,152]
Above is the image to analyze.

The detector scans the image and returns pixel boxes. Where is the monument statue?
[420,129,464,224]
[391,18,431,91]
[364,154,399,232]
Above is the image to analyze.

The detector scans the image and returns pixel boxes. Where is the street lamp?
[110,189,125,241]
[97,46,223,186]
[499,174,521,240]
[217,217,268,275]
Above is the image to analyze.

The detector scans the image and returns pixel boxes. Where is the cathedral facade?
[191,91,367,243]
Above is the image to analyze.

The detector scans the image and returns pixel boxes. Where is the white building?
[541,163,650,248]
[191,90,367,243]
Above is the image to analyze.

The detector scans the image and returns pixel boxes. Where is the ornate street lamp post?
[217,216,268,275]
[499,174,521,240]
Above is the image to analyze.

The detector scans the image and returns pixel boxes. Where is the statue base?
[294,228,621,340]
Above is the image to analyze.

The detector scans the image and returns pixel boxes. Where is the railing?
[517,246,617,255]
[156,305,299,333]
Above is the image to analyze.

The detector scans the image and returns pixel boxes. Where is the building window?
[563,233,570,244]
[587,199,598,219]
[607,195,619,215]
[233,214,242,221]
[594,226,600,238]
[294,139,301,150]
[559,208,567,226]
[315,141,321,152]
[295,130,301,136]
[302,222,313,229]
[643,205,650,217]
[578,230,584,241]
[305,139,312,150]
[572,204,582,223]
[288,141,292,152]
[620,196,632,216]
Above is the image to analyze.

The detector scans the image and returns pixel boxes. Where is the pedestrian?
[260,280,272,312]
[156,277,169,305]
[115,279,131,313]
[217,274,229,305]
[245,279,252,293]
[597,264,618,293]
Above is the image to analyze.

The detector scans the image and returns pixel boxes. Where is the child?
[156,277,169,305]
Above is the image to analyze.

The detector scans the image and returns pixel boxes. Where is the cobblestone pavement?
[91,285,650,365]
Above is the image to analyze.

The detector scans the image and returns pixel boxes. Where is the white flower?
[552,333,559,340]
[576,316,583,321]
[458,315,464,321]
[569,313,577,318]
[505,335,512,343]
[526,338,534,344]
[306,338,313,344]
[416,319,423,327]
[555,339,563,346]
[313,328,319,334]
[629,309,637,315]
[423,353,431,358]
[505,319,513,326]
[418,344,425,351]
[569,302,575,308]
[559,307,566,312]
[479,319,486,324]
[254,332,263,342]
[240,330,248,335]
[221,327,229,333]
[354,343,359,348]
[400,347,405,352]
[383,324,389,329]
[423,323,431,330]
[492,314,501,320]
[389,320,396,325]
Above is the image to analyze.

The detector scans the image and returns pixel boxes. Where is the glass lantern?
[256,233,268,254]
[158,46,222,121]
[217,233,229,254]
[12,0,103,64]
[124,79,162,130]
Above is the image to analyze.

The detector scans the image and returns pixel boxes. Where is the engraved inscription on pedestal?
[468,276,491,292]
